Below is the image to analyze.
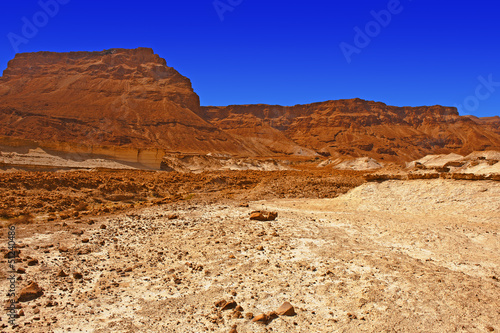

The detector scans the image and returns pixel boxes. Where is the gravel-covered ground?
[1,178,499,332]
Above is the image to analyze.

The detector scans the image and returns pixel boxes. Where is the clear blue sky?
[1,0,499,117]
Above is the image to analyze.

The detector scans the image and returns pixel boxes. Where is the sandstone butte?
[0,48,268,168]
[1,47,499,168]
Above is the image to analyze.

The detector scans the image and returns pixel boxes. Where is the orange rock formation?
[1,48,499,167]
[202,100,500,162]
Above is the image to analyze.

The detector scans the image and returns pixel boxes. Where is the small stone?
[221,300,237,311]
[100,224,107,229]
[78,247,92,255]
[256,245,264,251]
[58,246,69,252]
[57,270,68,277]
[267,311,278,320]
[27,258,38,266]
[81,238,90,243]
[249,211,278,221]
[347,312,357,320]
[276,302,296,316]
[71,230,83,236]
[215,299,226,308]
[252,313,268,322]
[244,312,254,320]
[4,250,21,259]
[18,309,24,316]
[232,310,243,318]
[235,305,243,312]
[168,214,178,220]
[17,267,26,274]
[228,324,238,333]
[17,282,43,302]
[486,326,494,332]
[73,272,83,279]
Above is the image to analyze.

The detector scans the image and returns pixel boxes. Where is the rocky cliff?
[465,115,500,135]
[202,100,500,162]
[0,48,268,167]
[1,49,499,167]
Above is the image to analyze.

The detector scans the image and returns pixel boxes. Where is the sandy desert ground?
[1,173,499,332]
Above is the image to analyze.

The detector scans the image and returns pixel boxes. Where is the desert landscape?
[1,48,499,332]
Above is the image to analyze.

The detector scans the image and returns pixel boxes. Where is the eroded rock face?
[1,49,499,166]
[201,99,500,162]
[465,115,500,135]
[0,48,260,164]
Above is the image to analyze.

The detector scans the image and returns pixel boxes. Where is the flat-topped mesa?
[0,48,265,166]
[3,48,165,76]
[201,99,499,162]
[202,99,460,125]
[0,48,200,113]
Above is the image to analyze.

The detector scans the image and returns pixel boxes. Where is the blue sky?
[1,0,499,117]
